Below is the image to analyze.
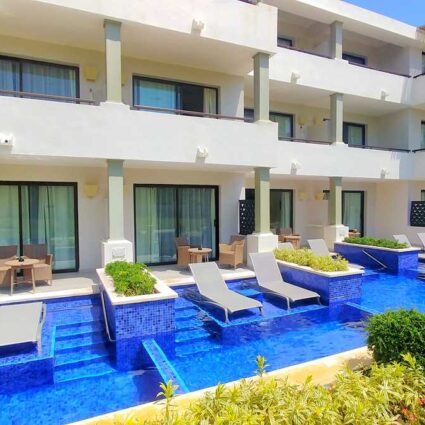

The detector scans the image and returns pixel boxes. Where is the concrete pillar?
[323,176,348,249]
[254,167,270,233]
[253,53,270,121]
[330,93,344,144]
[328,176,342,226]
[102,159,133,265]
[104,20,122,103]
[246,167,278,268]
[331,21,343,60]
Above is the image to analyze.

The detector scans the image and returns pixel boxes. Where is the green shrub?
[104,261,156,296]
[367,309,425,368]
[344,236,408,249]
[120,356,425,425]
[274,248,349,272]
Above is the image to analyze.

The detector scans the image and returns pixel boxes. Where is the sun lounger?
[308,239,364,270]
[0,302,45,351]
[189,262,263,322]
[393,234,412,247]
[250,252,321,309]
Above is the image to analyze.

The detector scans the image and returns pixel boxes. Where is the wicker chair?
[0,245,17,291]
[23,244,53,286]
[175,237,201,267]
[218,239,245,269]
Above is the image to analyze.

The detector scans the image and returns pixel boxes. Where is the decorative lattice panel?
[239,200,255,235]
[410,201,425,227]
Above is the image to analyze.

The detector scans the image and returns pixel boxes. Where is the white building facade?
[1,0,425,272]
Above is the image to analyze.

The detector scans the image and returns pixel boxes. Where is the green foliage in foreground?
[104,261,156,296]
[368,309,425,369]
[274,248,349,272]
[344,236,408,249]
[120,355,425,425]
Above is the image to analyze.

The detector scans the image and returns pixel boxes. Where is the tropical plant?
[344,236,408,249]
[367,309,425,368]
[274,248,349,272]
[118,356,425,425]
[104,261,156,296]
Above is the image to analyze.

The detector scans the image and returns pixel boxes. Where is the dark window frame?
[277,36,294,48]
[132,75,219,114]
[343,122,366,146]
[342,190,365,236]
[244,108,294,138]
[133,183,220,267]
[342,52,367,66]
[245,188,294,231]
[0,54,80,98]
[0,181,79,273]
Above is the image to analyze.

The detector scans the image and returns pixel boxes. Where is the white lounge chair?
[250,252,321,309]
[189,262,263,323]
[307,239,364,270]
[393,234,412,247]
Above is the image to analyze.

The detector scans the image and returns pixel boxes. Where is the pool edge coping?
[72,345,371,425]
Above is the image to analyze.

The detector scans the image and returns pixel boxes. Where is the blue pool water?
[1,268,425,424]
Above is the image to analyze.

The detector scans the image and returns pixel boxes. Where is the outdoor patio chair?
[417,233,425,250]
[393,234,412,247]
[276,227,293,243]
[22,244,53,286]
[0,259,12,290]
[189,262,263,323]
[218,239,245,268]
[175,236,201,267]
[250,252,321,309]
[307,239,364,270]
[278,242,294,250]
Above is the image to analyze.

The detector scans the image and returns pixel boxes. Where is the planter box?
[277,260,363,305]
[334,242,420,273]
[97,268,178,370]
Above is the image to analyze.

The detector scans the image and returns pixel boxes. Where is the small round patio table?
[188,248,212,263]
[5,258,39,295]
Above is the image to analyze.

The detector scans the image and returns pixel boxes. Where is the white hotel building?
[1,0,425,274]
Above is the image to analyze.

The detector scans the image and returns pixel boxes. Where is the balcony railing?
[348,144,411,153]
[132,104,245,121]
[0,89,97,105]
[278,44,332,60]
[280,136,332,145]
[348,62,410,78]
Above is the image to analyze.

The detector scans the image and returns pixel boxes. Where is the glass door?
[0,182,79,272]
[134,185,218,265]
[342,191,364,235]
[270,190,293,232]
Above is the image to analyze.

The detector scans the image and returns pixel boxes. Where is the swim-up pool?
[1,267,424,424]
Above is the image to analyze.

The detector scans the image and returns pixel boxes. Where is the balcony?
[0,95,278,169]
[269,47,410,105]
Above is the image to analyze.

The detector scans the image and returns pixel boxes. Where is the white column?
[331,21,343,60]
[253,52,270,122]
[330,93,344,144]
[104,20,122,103]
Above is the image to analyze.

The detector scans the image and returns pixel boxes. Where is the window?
[343,122,366,146]
[0,56,78,98]
[133,76,218,114]
[245,188,294,232]
[0,182,79,272]
[270,112,294,140]
[277,37,293,48]
[244,109,294,139]
[342,191,365,235]
[342,53,367,66]
[134,185,218,265]
[421,121,425,149]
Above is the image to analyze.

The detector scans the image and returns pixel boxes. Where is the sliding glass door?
[342,191,364,235]
[0,182,79,272]
[134,185,218,265]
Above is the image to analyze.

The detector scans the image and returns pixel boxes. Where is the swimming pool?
[0,268,424,424]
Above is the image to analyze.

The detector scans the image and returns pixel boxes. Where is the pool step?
[55,359,116,383]
[175,329,210,344]
[55,320,105,338]
[55,332,107,351]
[175,307,199,320]
[175,318,202,331]
[175,297,194,310]
[175,339,221,357]
[55,343,111,368]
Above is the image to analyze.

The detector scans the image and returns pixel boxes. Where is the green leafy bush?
[121,356,425,425]
[104,261,156,296]
[274,248,349,272]
[367,309,425,368]
[344,236,408,249]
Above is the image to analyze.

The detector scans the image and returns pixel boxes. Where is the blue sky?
[346,1,425,27]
